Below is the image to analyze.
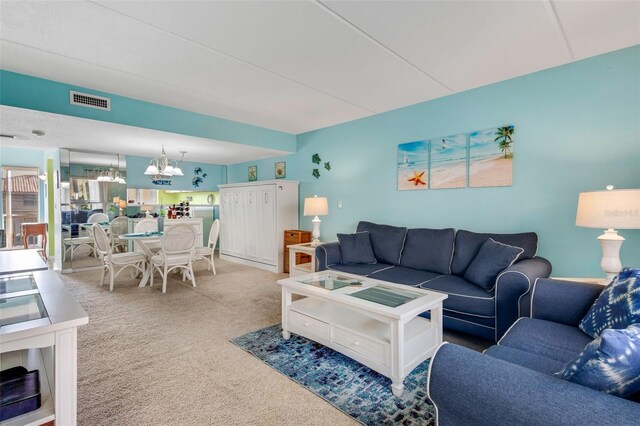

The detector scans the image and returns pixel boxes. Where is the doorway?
[1,167,40,248]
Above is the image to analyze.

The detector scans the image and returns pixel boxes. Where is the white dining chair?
[134,218,161,254]
[193,219,219,275]
[93,224,146,292]
[109,216,129,253]
[63,212,109,261]
[149,224,197,293]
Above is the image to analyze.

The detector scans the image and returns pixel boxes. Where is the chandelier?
[95,167,126,184]
[144,148,186,185]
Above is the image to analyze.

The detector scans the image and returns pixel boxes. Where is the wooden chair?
[22,222,48,259]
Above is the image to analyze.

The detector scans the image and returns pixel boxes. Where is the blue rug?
[231,324,435,425]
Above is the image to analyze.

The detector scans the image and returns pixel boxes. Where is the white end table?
[288,243,318,277]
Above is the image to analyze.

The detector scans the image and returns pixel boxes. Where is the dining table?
[118,231,163,287]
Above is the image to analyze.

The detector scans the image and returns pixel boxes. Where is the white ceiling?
[0,105,288,165]
[0,1,638,135]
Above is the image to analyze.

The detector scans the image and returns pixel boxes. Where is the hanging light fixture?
[144,148,186,185]
[95,167,126,184]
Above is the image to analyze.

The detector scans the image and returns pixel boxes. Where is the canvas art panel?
[275,162,286,179]
[430,133,467,189]
[397,141,429,191]
[248,165,257,181]
[469,126,514,188]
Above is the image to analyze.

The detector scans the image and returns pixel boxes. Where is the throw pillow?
[555,324,640,398]
[579,267,640,338]
[337,232,377,265]
[463,238,524,291]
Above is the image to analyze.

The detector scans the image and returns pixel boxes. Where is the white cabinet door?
[230,188,246,257]
[220,190,231,254]
[244,187,259,260]
[258,186,277,265]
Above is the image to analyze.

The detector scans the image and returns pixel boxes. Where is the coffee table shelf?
[278,271,446,397]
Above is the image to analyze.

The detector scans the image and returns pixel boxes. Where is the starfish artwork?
[407,170,426,186]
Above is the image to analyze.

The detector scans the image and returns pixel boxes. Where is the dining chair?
[134,218,161,254]
[22,222,48,259]
[149,224,197,293]
[63,212,109,261]
[193,219,219,275]
[92,224,146,292]
[108,216,129,253]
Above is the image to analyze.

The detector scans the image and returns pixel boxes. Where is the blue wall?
[0,70,296,153]
[228,46,640,277]
[125,155,225,191]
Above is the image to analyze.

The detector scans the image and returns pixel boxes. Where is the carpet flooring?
[59,257,490,425]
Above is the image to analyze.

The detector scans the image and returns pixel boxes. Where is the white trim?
[444,308,494,319]
[396,228,408,265]
[530,277,542,318]
[413,274,446,287]
[447,229,456,274]
[443,315,495,329]
[496,317,525,345]
[426,342,449,426]
[493,269,532,341]
[327,263,393,277]
[487,238,525,292]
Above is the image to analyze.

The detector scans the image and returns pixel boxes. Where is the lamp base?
[597,229,624,283]
[311,216,321,247]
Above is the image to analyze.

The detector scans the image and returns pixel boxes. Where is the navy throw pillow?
[555,324,640,398]
[579,267,640,338]
[463,238,524,290]
[337,232,377,265]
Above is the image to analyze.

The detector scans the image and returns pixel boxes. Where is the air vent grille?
[69,90,111,111]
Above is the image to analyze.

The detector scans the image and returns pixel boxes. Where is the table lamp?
[576,186,640,282]
[304,195,329,247]
[140,205,153,218]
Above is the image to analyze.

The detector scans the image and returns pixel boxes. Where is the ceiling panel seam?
[0,39,305,132]
[545,0,576,60]
[87,0,378,115]
[315,0,454,93]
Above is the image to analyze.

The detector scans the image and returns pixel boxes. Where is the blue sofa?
[316,221,552,341]
[427,278,640,425]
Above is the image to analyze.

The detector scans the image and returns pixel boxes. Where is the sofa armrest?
[494,257,551,340]
[315,242,341,271]
[428,343,640,426]
[531,278,603,326]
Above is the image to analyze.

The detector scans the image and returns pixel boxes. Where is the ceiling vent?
[69,90,111,111]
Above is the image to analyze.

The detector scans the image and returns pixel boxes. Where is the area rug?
[231,324,435,426]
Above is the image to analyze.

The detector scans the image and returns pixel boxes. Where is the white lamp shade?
[144,164,158,175]
[304,196,329,216]
[172,167,184,176]
[576,189,640,229]
[163,165,175,175]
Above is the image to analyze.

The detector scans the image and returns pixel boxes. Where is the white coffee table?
[277,271,447,397]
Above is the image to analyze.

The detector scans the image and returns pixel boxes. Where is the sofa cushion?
[579,267,640,338]
[464,238,524,290]
[451,230,538,276]
[419,275,495,318]
[484,345,565,376]
[399,228,455,274]
[328,263,392,276]
[337,232,376,265]
[555,324,640,398]
[499,318,592,363]
[368,266,442,286]
[356,221,407,266]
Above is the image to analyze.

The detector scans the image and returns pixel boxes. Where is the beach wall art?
[430,133,467,189]
[469,126,514,188]
[396,125,514,191]
[397,141,429,191]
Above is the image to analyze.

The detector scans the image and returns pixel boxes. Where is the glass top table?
[0,273,49,327]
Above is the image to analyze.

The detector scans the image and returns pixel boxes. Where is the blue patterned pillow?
[555,324,640,398]
[579,267,640,338]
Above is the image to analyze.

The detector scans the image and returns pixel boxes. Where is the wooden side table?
[22,222,48,259]
[283,230,311,273]
[288,243,318,277]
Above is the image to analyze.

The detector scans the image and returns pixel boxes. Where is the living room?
[0,1,639,425]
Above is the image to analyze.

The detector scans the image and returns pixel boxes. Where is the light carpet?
[59,257,490,425]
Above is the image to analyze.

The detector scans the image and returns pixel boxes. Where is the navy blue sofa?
[427,278,640,425]
[316,221,552,341]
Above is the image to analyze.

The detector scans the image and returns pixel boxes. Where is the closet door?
[219,190,231,255]
[258,185,277,265]
[229,188,246,257]
[244,187,259,260]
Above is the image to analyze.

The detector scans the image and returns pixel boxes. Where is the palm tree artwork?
[494,126,514,159]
